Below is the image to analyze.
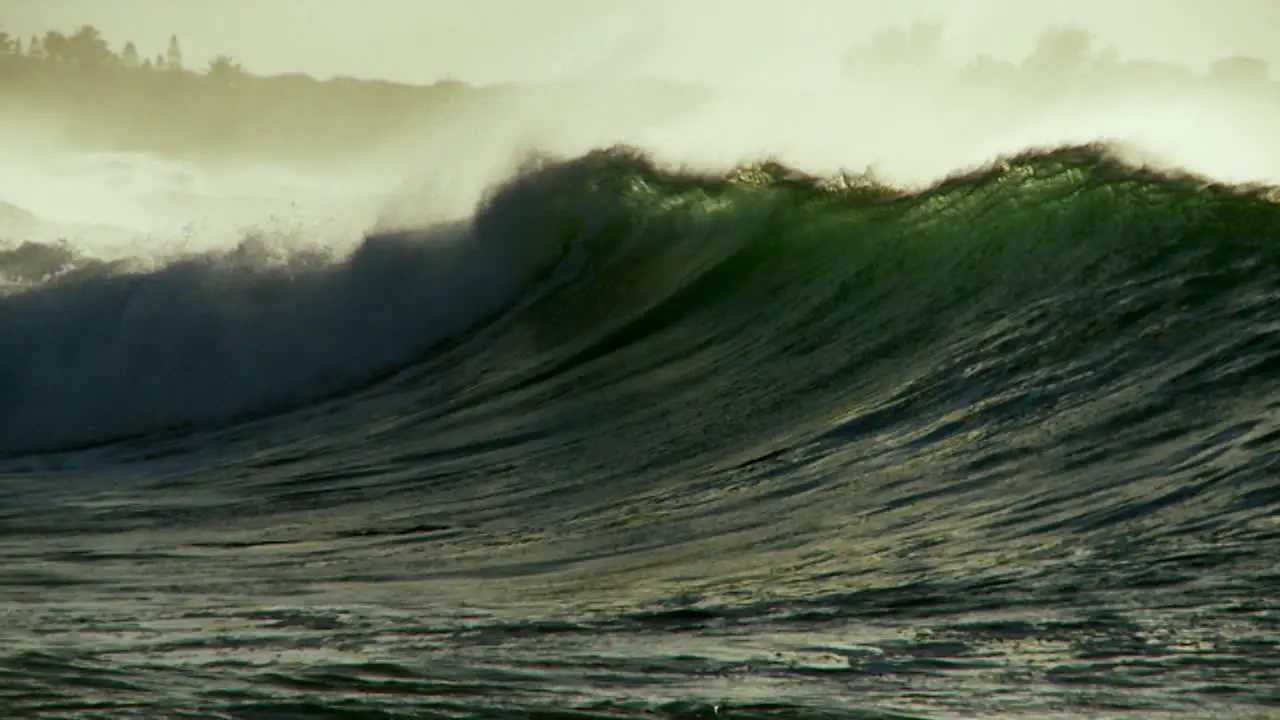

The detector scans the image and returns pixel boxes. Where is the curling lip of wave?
[0,154,619,455]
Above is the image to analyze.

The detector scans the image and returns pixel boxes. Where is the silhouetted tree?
[206,54,246,84]
[26,35,42,60]
[872,20,944,69]
[41,31,68,62]
[120,41,140,69]
[842,19,946,81]
[1024,27,1094,80]
[66,25,113,66]
[165,34,183,71]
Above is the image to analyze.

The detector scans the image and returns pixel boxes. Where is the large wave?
[1,143,1278,459]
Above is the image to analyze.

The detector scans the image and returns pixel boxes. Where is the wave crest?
[3,143,1278,456]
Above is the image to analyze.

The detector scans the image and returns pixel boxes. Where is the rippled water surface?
[2,146,1279,718]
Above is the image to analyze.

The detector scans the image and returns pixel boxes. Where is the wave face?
[2,144,1279,719]
[0,158,583,452]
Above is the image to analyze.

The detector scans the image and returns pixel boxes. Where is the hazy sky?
[2,0,1278,86]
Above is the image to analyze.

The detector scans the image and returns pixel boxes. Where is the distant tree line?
[0,25,194,73]
[0,23,495,164]
[842,21,1274,95]
[1,21,1276,164]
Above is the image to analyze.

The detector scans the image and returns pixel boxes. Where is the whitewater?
[2,85,1279,719]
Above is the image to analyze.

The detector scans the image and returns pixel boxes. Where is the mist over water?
[2,7,1280,719]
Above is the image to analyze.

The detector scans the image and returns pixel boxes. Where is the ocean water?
[1,144,1278,718]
